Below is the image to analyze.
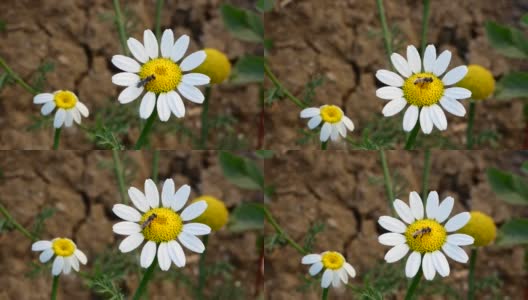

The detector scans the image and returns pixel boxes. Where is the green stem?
[152,150,160,182]
[420,0,431,56]
[134,111,157,150]
[52,128,62,150]
[112,0,129,55]
[112,149,128,204]
[404,122,420,150]
[321,141,328,150]
[264,208,306,254]
[200,86,212,149]
[132,257,157,300]
[421,149,431,200]
[154,0,164,40]
[375,0,392,64]
[468,248,478,300]
[466,101,476,150]
[198,235,209,300]
[379,150,395,211]
[0,56,38,95]
[404,270,422,300]
[0,203,36,241]
[322,288,329,300]
[50,275,59,300]
[264,64,306,108]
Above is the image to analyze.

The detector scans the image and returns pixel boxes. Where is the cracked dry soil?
[0,151,261,299]
[265,150,528,299]
[0,0,260,149]
[264,0,528,150]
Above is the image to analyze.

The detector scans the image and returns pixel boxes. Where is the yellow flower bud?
[456,65,495,100]
[192,195,229,231]
[192,48,231,84]
[457,211,496,247]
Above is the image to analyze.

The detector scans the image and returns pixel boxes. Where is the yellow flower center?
[321,251,345,270]
[139,58,182,94]
[456,65,495,100]
[52,238,76,257]
[192,48,231,84]
[320,105,343,123]
[140,207,183,243]
[191,195,229,231]
[405,219,446,253]
[53,90,78,109]
[457,211,496,247]
[402,73,444,107]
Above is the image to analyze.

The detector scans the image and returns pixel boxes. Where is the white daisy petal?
[72,107,81,124]
[301,254,322,264]
[39,249,54,263]
[300,107,320,118]
[442,66,468,85]
[440,97,466,117]
[309,262,323,276]
[344,262,356,278]
[330,124,339,141]
[63,257,72,274]
[112,72,140,86]
[307,115,322,129]
[112,204,142,222]
[321,269,333,288]
[156,93,171,122]
[34,93,54,104]
[167,90,185,118]
[144,179,160,208]
[378,216,407,233]
[160,29,174,58]
[444,87,471,99]
[409,192,424,220]
[32,240,52,251]
[157,242,171,271]
[112,55,141,73]
[70,256,80,271]
[425,191,440,219]
[378,232,406,246]
[177,83,204,103]
[433,50,452,76]
[423,45,437,72]
[382,98,407,117]
[76,101,89,117]
[419,107,433,134]
[337,122,347,137]
[113,221,141,235]
[391,53,413,78]
[384,243,410,263]
[168,240,186,267]
[118,85,144,104]
[407,45,421,74]
[144,29,159,59]
[320,122,332,142]
[422,252,436,280]
[171,35,190,62]
[432,250,450,277]
[172,184,191,212]
[139,92,156,119]
[41,101,56,116]
[180,51,206,71]
[161,179,175,208]
[376,86,404,100]
[53,109,66,128]
[74,249,87,264]
[52,256,64,276]
[128,187,150,212]
[403,105,419,132]
[447,234,474,246]
[127,38,149,63]
[442,243,469,263]
[118,233,144,253]
[333,271,343,287]
[183,223,211,236]
[405,251,421,278]
[64,111,74,127]
[180,200,207,221]
[376,69,404,87]
[178,231,205,253]
[393,199,415,224]
[445,212,471,232]
[140,241,157,268]
[342,116,354,131]
[435,196,454,223]
[182,73,210,86]
[430,104,448,131]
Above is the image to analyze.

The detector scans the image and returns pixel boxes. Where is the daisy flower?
[33,90,89,128]
[378,191,474,280]
[112,178,211,271]
[301,251,356,288]
[300,105,355,142]
[31,237,88,275]
[111,29,210,121]
[375,45,472,134]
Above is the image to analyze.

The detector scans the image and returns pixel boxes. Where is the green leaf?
[228,202,264,232]
[521,14,528,27]
[485,21,528,58]
[522,161,528,174]
[229,55,264,84]
[495,72,528,100]
[219,151,264,190]
[496,219,528,246]
[256,0,275,12]
[487,167,528,205]
[220,4,263,43]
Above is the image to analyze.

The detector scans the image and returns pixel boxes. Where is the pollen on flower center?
[54,90,77,109]
[52,238,76,256]
[140,207,183,243]
[320,105,343,123]
[405,219,446,253]
[321,251,345,270]
[139,58,182,94]
[402,73,444,107]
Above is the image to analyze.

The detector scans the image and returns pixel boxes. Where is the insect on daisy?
[33,90,89,128]
[301,251,357,288]
[378,191,474,280]
[112,178,211,270]
[375,45,472,134]
[111,29,210,121]
[300,105,355,142]
[31,238,88,275]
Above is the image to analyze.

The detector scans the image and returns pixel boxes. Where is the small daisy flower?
[191,195,229,231]
[378,191,474,280]
[457,211,496,247]
[375,45,472,134]
[31,237,88,276]
[300,105,355,142]
[192,48,231,84]
[112,178,211,271]
[302,251,356,288]
[456,65,495,101]
[33,90,89,128]
[111,29,210,121]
